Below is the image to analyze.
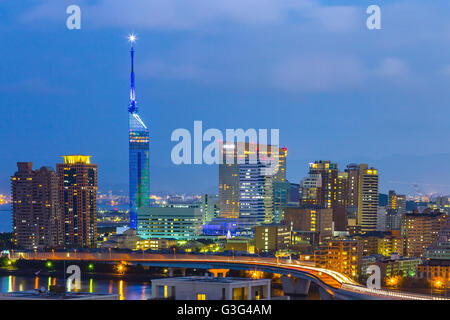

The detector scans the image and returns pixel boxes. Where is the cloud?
[0,78,70,94]
[376,58,410,78]
[271,55,365,93]
[20,0,360,32]
[372,57,419,87]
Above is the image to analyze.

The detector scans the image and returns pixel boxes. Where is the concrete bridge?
[9,251,447,300]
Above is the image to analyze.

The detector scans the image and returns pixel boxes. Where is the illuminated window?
[197,293,206,300]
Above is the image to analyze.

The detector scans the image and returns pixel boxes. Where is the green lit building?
[137,206,203,240]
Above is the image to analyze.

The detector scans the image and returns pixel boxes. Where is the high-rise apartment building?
[345,164,360,209]
[57,155,98,248]
[308,161,339,208]
[128,38,150,230]
[357,164,379,232]
[11,163,62,249]
[423,217,450,260]
[302,161,348,231]
[299,174,322,206]
[402,211,447,257]
[314,239,363,280]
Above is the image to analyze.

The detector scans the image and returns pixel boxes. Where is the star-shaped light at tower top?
[128,33,137,44]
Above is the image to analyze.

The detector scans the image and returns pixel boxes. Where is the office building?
[284,207,333,242]
[201,194,219,225]
[218,142,286,228]
[254,223,291,253]
[137,206,203,240]
[273,181,299,223]
[57,155,98,248]
[11,163,62,249]
[128,38,150,229]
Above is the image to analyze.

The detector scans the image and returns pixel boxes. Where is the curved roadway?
[9,251,447,300]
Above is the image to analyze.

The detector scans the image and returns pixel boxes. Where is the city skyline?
[1,1,450,303]
[2,1,450,196]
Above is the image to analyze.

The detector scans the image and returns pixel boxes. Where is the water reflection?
[119,280,124,300]
[0,276,151,300]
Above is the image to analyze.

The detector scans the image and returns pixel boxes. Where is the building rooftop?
[62,155,91,164]
[420,259,450,267]
[152,276,270,285]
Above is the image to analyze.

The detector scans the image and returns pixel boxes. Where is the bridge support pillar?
[209,269,229,278]
[318,287,334,300]
[281,276,311,296]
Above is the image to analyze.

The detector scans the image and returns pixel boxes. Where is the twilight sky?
[1,0,450,196]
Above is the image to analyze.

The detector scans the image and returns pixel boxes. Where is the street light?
[388,276,397,286]
[434,279,442,288]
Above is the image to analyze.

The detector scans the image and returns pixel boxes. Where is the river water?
[0,275,151,300]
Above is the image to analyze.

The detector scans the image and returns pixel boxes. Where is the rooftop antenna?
[128,33,138,113]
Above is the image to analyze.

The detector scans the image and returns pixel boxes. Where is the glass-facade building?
[128,43,150,229]
[218,142,287,230]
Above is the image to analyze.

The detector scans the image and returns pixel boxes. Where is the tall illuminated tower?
[127,34,150,229]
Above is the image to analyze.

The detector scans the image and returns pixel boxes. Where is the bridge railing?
[341,284,450,300]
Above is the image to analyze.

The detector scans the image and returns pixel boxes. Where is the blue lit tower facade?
[128,36,150,229]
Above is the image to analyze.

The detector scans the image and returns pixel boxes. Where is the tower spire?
[128,34,137,113]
